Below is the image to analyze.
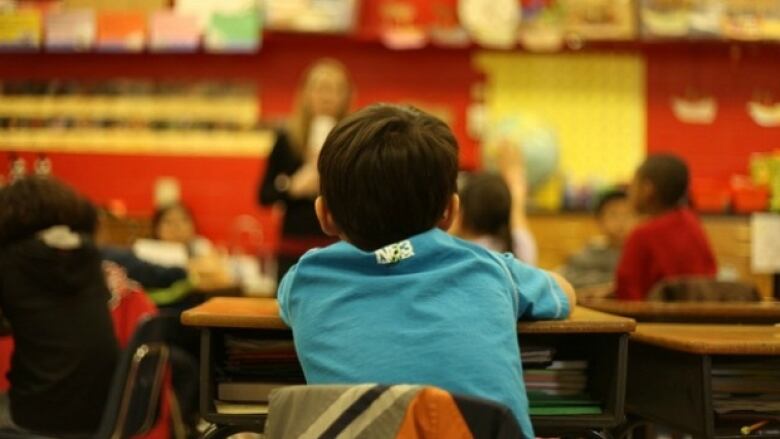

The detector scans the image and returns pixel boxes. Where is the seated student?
[277,104,575,438]
[152,203,213,257]
[0,176,119,435]
[615,154,717,301]
[455,142,538,264]
[560,188,634,292]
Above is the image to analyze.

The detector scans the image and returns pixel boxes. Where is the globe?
[481,116,560,191]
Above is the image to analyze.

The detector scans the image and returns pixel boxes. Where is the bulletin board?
[476,52,646,184]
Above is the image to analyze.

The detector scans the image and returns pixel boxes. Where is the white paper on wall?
[751,213,780,273]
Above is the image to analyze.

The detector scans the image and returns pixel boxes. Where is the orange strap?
[396,387,473,439]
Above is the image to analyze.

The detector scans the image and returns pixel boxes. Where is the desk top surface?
[632,323,780,355]
[181,297,636,334]
[580,299,780,320]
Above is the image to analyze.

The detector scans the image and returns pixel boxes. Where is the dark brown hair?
[0,176,97,246]
[594,188,628,217]
[460,172,513,253]
[637,154,689,208]
[318,104,459,251]
[151,203,195,239]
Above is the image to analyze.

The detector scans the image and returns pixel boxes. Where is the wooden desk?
[183,298,635,438]
[182,297,636,333]
[632,324,780,355]
[626,324,780,438]
[580,299,780,324]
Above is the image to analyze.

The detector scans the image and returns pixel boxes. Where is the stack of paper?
[0,9,41,50]
[521,345,556,366]
[525,360,588,397]
[45,9,95,51]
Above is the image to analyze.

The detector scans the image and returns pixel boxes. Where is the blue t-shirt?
[278,228,570,438]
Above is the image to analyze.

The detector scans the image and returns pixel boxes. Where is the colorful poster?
[264,0,358,33]
[0,9,41,50]
[149,11,199,52]
[176,0,257,30]
[96,11,145,52]
[205,10,260,53]
[45,9,96,51]
[559,0,636,41]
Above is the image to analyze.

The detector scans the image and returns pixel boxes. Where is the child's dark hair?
[594,188,628,217]
[460,172,513,253]
[318,104,459,251]
[637,154,689,208]
[151,203,195,239]
[0,176,97,246]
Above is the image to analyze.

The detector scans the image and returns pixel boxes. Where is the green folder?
[529,405,603,416]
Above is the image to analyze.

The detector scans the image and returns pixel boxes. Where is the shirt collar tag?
[374,240,415,265]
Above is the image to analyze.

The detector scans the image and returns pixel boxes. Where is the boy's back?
[616,208,716,301]
[278,104,574,439]
[279,228,569,438]
[616,154,717,301]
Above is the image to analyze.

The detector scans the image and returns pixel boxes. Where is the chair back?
[94,313,179,439]
[647,277,762,302]
[264,384,521,439]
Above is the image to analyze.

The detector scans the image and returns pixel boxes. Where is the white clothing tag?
[374,240,415,265]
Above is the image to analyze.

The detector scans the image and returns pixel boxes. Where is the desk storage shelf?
[627,324,780,439]
[183,298,635,438]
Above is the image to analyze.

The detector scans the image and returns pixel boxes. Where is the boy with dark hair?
[615,154,716,301]
[278,104,575,438]
[561,188,634,290]
[0,177,118,434]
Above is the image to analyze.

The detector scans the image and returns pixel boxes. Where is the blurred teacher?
[258,59,353,279]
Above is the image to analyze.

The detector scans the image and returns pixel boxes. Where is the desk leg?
[200,328,214,420]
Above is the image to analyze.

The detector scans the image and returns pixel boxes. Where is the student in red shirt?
[615,154,717,301]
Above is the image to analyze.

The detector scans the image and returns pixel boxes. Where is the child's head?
[316,104,459,251]
[458,172,513,250]
[630,154,689,214]
[594,188,632,247]
[152,203,196,245]
[0,176,97,246]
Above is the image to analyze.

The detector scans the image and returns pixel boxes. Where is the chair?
[263,384,522,439]
[647,277,761,302]
[0,313,181,439]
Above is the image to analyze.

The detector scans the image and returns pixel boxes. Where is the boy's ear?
[315,196,341,237]
[437,194,460,231]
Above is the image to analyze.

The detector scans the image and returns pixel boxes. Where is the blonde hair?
[287,58,353,157]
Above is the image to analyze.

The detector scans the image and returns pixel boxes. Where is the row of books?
[522,346,601,416]
[216,340,602,418]
[0,3,261,52]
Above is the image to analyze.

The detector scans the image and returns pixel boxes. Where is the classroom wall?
[2,40,779,244]
[0,35,479,245]
[646,44,780,185]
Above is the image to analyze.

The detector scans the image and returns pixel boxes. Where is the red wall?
[646,44,780,185]
[4,40,780,243]
[0,35,479,245]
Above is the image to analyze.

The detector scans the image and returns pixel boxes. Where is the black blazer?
[258,130,327,240]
